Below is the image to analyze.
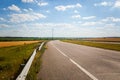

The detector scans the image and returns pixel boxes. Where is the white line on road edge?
[52,43,98,80]
[16,42,45,80]
[54,46,68,58]
[70,59,98,80]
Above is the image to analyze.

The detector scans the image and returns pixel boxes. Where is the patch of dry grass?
[0,41,40,48]
[62,40,120,51]
[83,38,120,42]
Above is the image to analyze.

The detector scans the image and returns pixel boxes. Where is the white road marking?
[52,43,68,58]
[69,59,98,80]
[51,43,99,80]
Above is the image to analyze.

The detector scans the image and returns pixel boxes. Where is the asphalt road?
[37,40,120,80]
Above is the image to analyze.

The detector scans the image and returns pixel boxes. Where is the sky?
[0,0,120,37]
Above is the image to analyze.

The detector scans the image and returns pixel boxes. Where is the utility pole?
[52,28,54,40]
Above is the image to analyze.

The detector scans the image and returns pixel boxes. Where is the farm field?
[0,41,40,48]
[0,42,41,80]
[83,37,120,42]
[62,40,120,51]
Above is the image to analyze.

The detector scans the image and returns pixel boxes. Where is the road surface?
[37,40,120,80]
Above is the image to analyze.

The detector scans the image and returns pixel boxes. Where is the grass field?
[0,42,41,80]
[62,40,120,51]
[82,37,120,42]
[0,41,40,48]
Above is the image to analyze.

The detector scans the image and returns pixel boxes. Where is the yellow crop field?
[0,41,40,47]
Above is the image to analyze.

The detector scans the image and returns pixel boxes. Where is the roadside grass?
[82,37,120,42]
[26,42,47,80]
[62,40,120,51]
[0,42,41,80]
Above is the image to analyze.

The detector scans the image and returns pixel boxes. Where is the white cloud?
[3,8,7,10]
[94,1,120,8]
[72,15,81,19]
[9,12,46,23]
[114,0,120,8]
[46,10,50,13]
[8,4,21,12]
[55,6,66,11]
[104,23,116,28]
[21,0,34,3]
[38,2,48,6]
[22,0,48,7]
[23,8,33,12]
[23,9,28,12]
[81,22,96,26]
[33,13,46,18]
[55,3,82,11]
[31,23,73,28]
[76,3,82,7]
[7,23,75,37]
[82,16,96,20]
[94,1,112,7]
[29,8,33,11]
[74,10,79,13]
[0,24,9,28]
[81,21,102,26]
[101,17,120,22]
[0,17,6,21]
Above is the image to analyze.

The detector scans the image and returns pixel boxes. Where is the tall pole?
[52,28,54,40]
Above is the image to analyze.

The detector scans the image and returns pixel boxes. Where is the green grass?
[0,42,40,80]
[62,40,120,51]
[26,42,46,80]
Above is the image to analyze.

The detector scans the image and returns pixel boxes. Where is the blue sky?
[0,0,120,37]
